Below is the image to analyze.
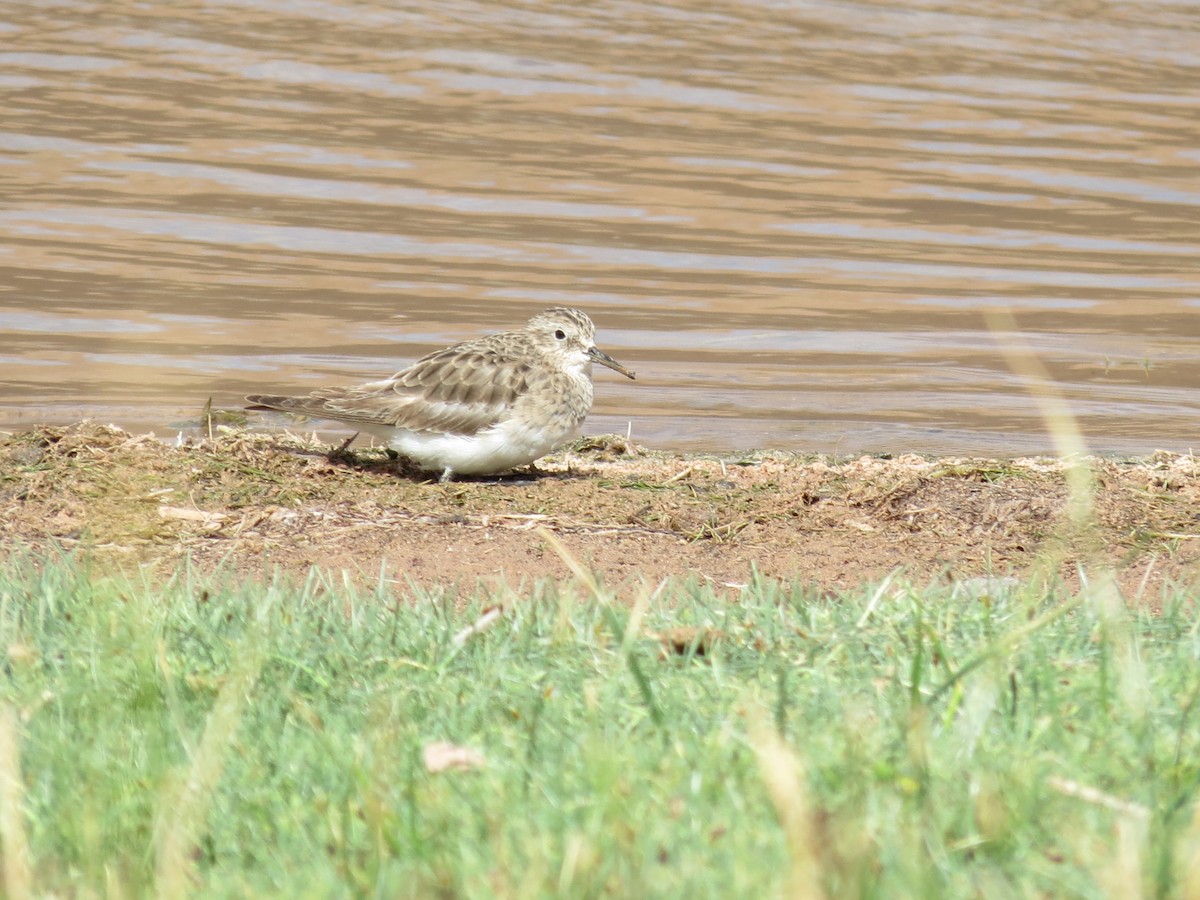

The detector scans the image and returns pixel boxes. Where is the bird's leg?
[327,432,359,461]
[439,466,455,483]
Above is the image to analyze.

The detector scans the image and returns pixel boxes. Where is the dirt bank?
[2,423,1197,601]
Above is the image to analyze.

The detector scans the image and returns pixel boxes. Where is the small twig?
[1047,776,1149,820]
[855,572,898,629]
[661,465,696,486]
[538,528,604,602]
[1133,555,1158,606]
[201,396,215,441]
[451,606,506,648]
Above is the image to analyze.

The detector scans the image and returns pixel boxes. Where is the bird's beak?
[588,345,636,379]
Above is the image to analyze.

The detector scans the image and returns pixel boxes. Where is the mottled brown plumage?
[247,308,634,480]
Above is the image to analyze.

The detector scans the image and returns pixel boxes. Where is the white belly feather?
[359,413,581,477]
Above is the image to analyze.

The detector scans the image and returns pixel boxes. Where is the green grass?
[1,551,1199,897]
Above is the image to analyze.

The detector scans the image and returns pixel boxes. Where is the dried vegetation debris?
[1,422,1197,592]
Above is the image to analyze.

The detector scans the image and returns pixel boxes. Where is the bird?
[246,307,636,482]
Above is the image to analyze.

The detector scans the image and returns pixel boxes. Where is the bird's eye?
[554,329,566,340]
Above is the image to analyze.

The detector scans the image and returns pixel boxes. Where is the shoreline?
[2,421,1197,598]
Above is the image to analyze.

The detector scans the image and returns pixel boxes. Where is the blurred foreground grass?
[1,551,1199,898]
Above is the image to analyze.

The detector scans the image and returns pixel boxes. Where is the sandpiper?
[246,307,635,482]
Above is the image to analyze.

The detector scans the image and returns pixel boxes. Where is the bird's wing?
[247,345,533,436]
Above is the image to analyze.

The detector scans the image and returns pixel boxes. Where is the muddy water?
[2,1,1198,456]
